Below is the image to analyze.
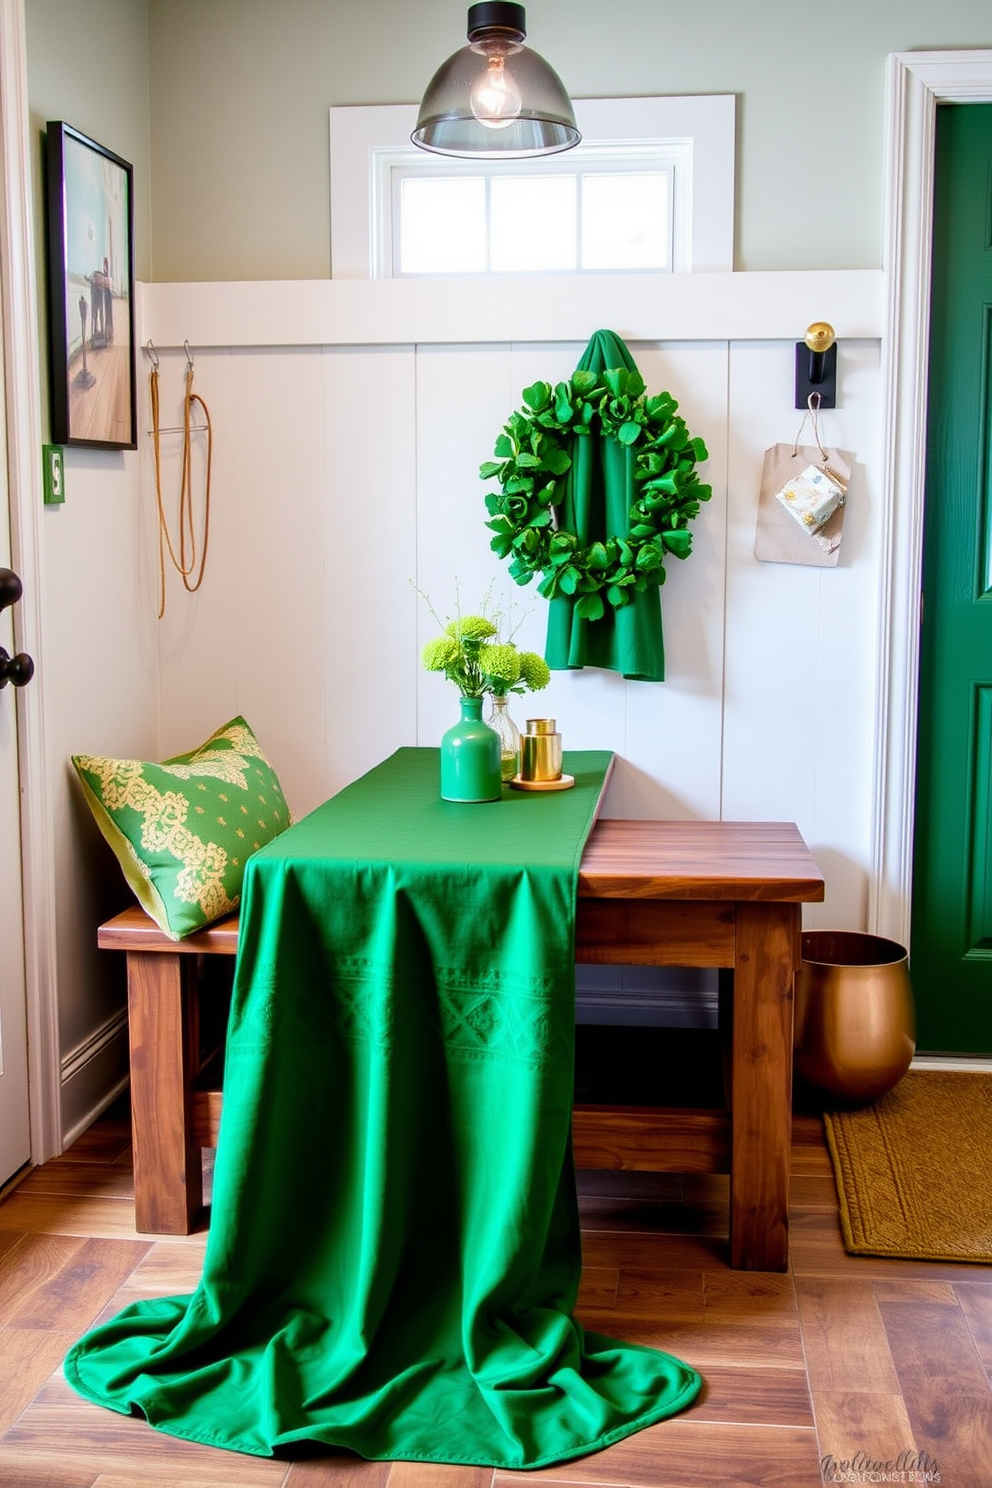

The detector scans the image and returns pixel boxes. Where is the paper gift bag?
[754,443,853,569]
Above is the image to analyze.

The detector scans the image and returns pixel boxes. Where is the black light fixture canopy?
[412,3,580,159]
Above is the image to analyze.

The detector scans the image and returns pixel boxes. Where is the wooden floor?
[0,1105,989,1488]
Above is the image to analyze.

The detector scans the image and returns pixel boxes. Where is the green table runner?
[66,748,700,1468]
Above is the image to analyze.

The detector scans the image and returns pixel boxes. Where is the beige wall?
[26,0,151,283]
[146,0,991,281]
[25,0,157,1138]
[23,0,992,281]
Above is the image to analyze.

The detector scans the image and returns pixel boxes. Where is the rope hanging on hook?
[148,341,213,619]
[792,391,828,464]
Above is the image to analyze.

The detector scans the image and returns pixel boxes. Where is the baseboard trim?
[60,1007,130,1149]
[61,1006,128,1085]
[575,965,719,1029]
[911,1054,992,1073]
[61,1073,130,1153]
[0,1160,32,1204]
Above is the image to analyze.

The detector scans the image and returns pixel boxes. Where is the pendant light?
[412,3,580,159]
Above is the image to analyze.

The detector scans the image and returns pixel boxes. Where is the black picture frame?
[45,122,136,449]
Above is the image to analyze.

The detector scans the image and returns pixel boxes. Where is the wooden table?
[574,819,823,1271]
[98,818,823,1271]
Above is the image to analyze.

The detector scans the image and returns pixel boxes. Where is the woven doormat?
[823,1070,992,1263]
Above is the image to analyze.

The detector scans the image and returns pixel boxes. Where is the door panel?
[967,685,992,955]
[911,102,992,1053]
[0,565,31,1184]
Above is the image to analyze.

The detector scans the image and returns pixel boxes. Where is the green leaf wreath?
[480,368,712,623]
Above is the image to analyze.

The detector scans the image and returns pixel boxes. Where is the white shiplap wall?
[141,271,882,932]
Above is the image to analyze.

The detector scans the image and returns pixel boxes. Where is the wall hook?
[795,321,837,409]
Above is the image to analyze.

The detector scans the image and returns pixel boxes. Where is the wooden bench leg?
[729,902,798,1271]
[126,950,202,1234]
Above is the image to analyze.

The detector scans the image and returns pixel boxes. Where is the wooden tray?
[509,773,575,792]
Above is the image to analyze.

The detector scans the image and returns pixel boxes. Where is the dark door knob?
[0,567,35,689]
[0,566,22,613]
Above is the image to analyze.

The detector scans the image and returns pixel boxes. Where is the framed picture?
[45,122,136,449]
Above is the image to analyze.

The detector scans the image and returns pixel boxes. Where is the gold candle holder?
[519,718,562,782]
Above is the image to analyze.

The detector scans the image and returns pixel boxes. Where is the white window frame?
[329,96,736,279]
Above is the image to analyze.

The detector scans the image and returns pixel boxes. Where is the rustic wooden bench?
[99,817,823,1270]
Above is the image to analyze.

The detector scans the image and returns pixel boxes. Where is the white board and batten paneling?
[139,269,883,937]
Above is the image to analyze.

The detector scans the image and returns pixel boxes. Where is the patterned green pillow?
[72,716,291,940]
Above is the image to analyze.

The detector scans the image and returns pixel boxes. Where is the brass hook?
[804,322,835,356]
[795,322,837,408]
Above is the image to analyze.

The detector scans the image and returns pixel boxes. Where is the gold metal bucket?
[794,930,916,1106]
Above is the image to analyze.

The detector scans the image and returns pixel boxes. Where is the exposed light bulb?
[470,53,522,129]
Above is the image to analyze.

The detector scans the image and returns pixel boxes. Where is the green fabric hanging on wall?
[64,749,701,1470]
[545,330,666,682]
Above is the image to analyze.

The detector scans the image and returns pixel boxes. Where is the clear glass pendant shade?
[413,3,580,159]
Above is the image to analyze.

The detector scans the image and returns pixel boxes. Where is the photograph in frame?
[46,121,136,449]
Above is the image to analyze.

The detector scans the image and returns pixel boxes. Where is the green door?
[911,102,992,1054]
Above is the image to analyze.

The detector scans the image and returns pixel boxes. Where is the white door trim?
[0,0,61,1161]
[870,50,992,949]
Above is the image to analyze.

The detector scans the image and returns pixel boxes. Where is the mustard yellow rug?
[823,1070,992,1263]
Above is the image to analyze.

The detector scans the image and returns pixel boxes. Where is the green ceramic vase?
[440,696,502,803]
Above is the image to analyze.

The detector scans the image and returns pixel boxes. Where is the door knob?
[0,567,35,689]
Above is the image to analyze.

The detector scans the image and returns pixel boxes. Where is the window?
[392,155,676,277]
[329,97,735,279]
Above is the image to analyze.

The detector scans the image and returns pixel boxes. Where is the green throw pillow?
[72,716,291,941]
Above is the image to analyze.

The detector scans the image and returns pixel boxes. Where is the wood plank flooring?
[0,1106,988,1486]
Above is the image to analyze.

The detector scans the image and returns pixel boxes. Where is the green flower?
[445,614,498,641]
[518,651,551,691]
[479,644,521,688]
[421,636,459,671]
[418,589,546,700]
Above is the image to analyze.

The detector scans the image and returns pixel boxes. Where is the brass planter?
[794,930,916,1106]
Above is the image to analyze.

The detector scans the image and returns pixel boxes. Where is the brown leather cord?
[151,356,213,619]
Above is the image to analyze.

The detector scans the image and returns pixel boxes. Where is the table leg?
[126,950,202,1234]
[729,902,799,1271]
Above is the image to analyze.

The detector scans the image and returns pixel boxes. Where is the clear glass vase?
[487,694,521,782]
